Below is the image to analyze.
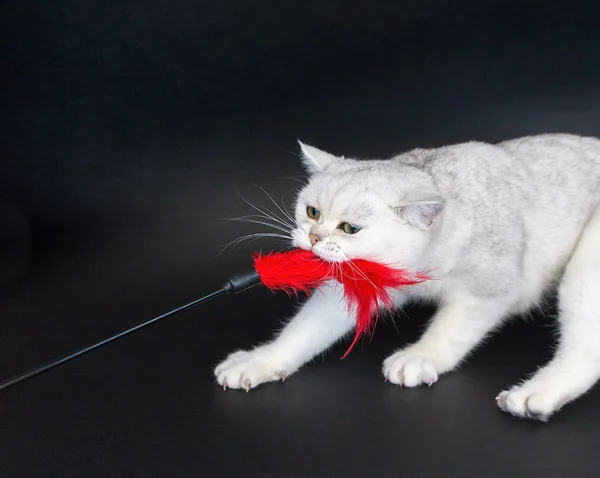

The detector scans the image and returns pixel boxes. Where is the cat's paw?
[496,382,570,421]
[214,348,288,391]
[382,348,439,387]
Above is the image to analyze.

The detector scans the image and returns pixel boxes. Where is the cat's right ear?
[297,140,340,174]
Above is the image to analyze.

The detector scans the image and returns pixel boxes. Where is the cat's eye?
[339,222,361,234]
[307,206,321,220]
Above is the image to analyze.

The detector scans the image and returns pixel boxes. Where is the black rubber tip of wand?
[222,270,261,294]
[0,269,261,393]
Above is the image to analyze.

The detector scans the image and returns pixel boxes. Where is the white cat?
[214,133,600,421]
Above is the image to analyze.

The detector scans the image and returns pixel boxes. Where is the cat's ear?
[297,140,340,174]
[392,195,444,230]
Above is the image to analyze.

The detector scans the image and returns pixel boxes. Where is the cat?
[214,133,600,421]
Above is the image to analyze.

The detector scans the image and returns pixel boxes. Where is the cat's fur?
[215,133,600,421]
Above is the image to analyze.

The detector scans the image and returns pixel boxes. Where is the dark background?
[1,0,600,476]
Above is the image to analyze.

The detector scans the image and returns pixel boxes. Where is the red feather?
[253,249,429,358]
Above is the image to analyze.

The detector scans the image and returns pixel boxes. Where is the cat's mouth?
[291,228,348,262]
[311,251,347,263]
[310,243,347,263]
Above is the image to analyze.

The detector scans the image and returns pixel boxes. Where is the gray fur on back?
[385,133,600,306]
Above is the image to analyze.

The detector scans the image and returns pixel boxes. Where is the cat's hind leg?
[497,205,600,420]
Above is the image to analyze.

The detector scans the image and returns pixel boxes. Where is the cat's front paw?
[496,382,570,421]
[214,348,288,391]
[382,348,439,387]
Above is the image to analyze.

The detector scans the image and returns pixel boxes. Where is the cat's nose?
[309,233,320,246]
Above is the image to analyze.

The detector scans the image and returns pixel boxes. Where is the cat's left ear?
[392,196,445,230]
[297,140,341,174]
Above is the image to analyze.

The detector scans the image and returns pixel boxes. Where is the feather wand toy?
[0,249,428,392]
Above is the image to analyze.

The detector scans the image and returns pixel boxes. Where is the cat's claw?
[215,348,291,391]
[382,350,439,387]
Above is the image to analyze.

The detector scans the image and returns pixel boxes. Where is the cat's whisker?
[249,182,296,224]
[222,213,292,229]
[234,188,295,229]
[280,197,295,224]
[343,255,385,296]
[386,312,401,336]
[220,234,291,252]
[276,175,309,186]
[248,203,294,229]
[218,232,291,255]
[329,261,343,295]
[342,260,389,336]
[223,217,292,235]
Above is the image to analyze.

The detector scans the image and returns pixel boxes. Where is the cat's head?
[291,141,444,268]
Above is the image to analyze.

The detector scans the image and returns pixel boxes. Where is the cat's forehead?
[334,196,380,222]
[300,172,389,218]
[307,167,389,195]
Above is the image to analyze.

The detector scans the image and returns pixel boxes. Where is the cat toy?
[0,249,428,392]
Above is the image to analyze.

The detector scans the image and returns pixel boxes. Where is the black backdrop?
[2,1,600,476]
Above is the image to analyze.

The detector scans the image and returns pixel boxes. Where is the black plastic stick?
[0,270,260,393]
